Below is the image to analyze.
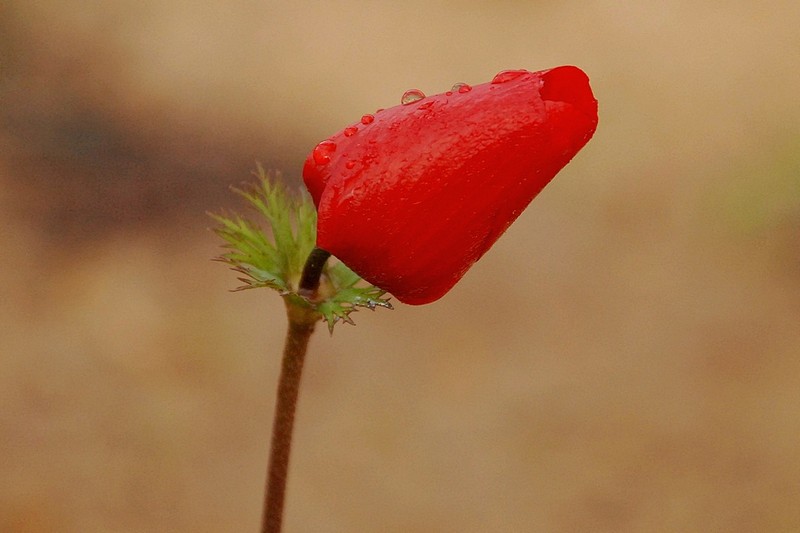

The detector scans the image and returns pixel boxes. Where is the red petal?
[303,66,598,304]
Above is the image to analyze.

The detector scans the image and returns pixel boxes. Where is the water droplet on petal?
[345,160,356,169]
[343,126,358,137]
[451,82,471,93]
[360,114,374,125]
[491,69,527,84]
[312,140,337,165]
[401,89,425,105]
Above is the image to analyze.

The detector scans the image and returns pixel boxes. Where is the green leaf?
[210,167,392,332]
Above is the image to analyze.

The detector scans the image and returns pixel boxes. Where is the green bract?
[211,166,392,332]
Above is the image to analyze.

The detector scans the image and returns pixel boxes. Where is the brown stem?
[261,249,329,533]
[298,247,331,298]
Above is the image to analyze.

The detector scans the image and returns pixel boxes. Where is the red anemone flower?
[303,65,598,305]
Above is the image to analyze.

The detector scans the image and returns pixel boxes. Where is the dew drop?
[401,88,425,105]
[345,160,356,169]
[343,126,358,137]
[451,82,471,93]
[360,114,374,125]
[491,69,527,84]
[312,140,337,165]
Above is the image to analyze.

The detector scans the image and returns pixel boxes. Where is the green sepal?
[316,261,393,333]
[210,166,392,332]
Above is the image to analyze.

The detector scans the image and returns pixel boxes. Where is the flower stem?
[261,248,329,533]
[298,247,331,298]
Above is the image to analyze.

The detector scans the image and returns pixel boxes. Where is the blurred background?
[2,1,799,531]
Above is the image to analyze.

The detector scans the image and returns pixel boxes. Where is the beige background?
[2,1,799,531]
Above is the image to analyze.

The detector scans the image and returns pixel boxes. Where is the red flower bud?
[303,66,598,305]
